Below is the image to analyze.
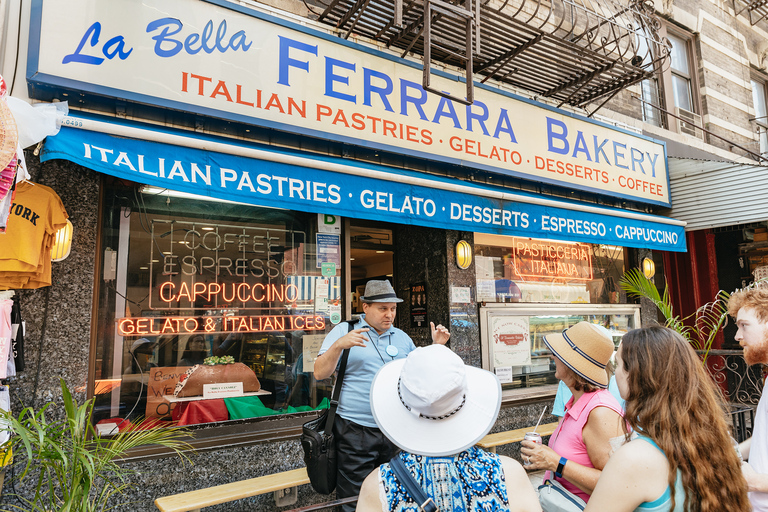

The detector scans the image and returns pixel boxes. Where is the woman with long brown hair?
[584,326,750,512]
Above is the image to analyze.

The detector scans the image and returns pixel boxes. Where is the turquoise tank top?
[635,436,687,512]
[380,446,510,512]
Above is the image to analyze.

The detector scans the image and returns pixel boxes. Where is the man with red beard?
[729,286,768,511]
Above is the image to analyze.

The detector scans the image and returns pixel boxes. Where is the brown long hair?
[620,326,750,512]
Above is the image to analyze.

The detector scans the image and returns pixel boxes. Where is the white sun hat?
[370,344,501,457]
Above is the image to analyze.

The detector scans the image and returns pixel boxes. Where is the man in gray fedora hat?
[314,279,450,511]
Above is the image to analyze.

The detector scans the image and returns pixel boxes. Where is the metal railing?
[316,0,670,111]
[701,349,763,407]
[698,349,762,443]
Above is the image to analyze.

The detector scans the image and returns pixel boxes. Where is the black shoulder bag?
[301,320,355,494]
[389,454,438,512]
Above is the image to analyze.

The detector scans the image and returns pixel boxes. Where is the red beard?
[744,331,768,366]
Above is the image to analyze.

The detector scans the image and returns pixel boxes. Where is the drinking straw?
[532,406,547,433]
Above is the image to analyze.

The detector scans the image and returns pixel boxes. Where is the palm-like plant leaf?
[1,378,194,512]
[619,269,737,361]
[619,268,694,341]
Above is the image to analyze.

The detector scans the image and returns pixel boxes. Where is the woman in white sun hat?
[521,322,624,505]
[356,344,541,512]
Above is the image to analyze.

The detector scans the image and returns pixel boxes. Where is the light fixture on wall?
[642,257,655,279]
[456,240,472,269]
[51,220,73,262]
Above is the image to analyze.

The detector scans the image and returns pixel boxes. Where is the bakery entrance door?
[349,222,394,316]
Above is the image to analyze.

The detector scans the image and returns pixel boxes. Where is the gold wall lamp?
[642,257,655,279]
[456,240,472,269]
[51,220,73,262]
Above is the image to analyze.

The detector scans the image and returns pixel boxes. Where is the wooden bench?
[476,421,559,453]
[155,423,560,511]
[155,467,310,512]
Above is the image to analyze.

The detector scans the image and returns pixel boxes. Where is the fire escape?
[315,0,670,114]
[733,0,768,25]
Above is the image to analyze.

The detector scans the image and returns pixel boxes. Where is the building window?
[751,78,768,156]
[641,77,664,128]
[637,29,664,128]
[639,28,699,133]
[472,233,636,395]
[668,33,694,112]
[92,179,338,432]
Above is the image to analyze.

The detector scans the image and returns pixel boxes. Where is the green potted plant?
[0,378,192,512]
[619,268,731,361]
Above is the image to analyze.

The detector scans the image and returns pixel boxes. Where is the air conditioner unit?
[675,107,704,139]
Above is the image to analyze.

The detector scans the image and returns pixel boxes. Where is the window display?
[474,233,626,304]
[480,304,640,392]
[92,180,337,429]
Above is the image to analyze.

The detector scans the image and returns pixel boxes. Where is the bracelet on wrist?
[555,457,567,478]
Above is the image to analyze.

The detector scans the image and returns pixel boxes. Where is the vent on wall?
[675,107,704,139]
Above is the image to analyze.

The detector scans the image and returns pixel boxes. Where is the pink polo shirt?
[546,388,623,502]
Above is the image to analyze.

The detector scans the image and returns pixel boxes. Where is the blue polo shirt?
[318,315,416,427]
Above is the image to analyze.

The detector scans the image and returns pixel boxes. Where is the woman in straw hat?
[521,322,623,504]
[583,326,749,512]
[356,344,541,512]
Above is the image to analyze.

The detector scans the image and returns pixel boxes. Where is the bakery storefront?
[15,0,685,506]
[40,121,684,432]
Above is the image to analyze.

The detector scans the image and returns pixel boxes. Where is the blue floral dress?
[379,446,510,512]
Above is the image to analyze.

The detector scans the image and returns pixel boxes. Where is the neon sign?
[149,219,309,311]
[118,314,326,336]
[158,282,299,304]
[510,237,593,281]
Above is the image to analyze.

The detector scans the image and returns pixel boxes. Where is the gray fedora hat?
[360,280,403,303]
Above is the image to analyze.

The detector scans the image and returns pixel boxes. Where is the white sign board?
[494,366,514,384]
[314,278,329,313]
[203,381,244,399]
[490,315,531,367]
[317,214,341,234]
[302,333,326,373]
[451,286,471,304]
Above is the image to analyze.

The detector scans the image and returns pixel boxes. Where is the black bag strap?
[324,320,356,433]
[389,455,438,512]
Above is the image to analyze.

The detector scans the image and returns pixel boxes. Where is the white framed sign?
[489,315,531,368]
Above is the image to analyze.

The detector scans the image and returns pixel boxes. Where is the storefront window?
[479,304,641,392]
[473,233,626,304]
[92,181,338,429]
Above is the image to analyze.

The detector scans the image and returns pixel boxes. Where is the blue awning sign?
[41,124,686,252]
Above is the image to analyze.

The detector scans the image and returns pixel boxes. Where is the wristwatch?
[555,457,567,478]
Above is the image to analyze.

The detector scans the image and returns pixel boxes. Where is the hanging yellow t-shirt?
[0,182,68,275]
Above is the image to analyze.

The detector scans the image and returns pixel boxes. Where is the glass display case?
[479,303,641,393]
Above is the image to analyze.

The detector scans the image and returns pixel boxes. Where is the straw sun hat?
[0,75,18,173]
[370,344,501,457]
[543,322,614,388]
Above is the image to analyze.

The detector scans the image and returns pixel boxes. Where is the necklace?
[367,332,397,362]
